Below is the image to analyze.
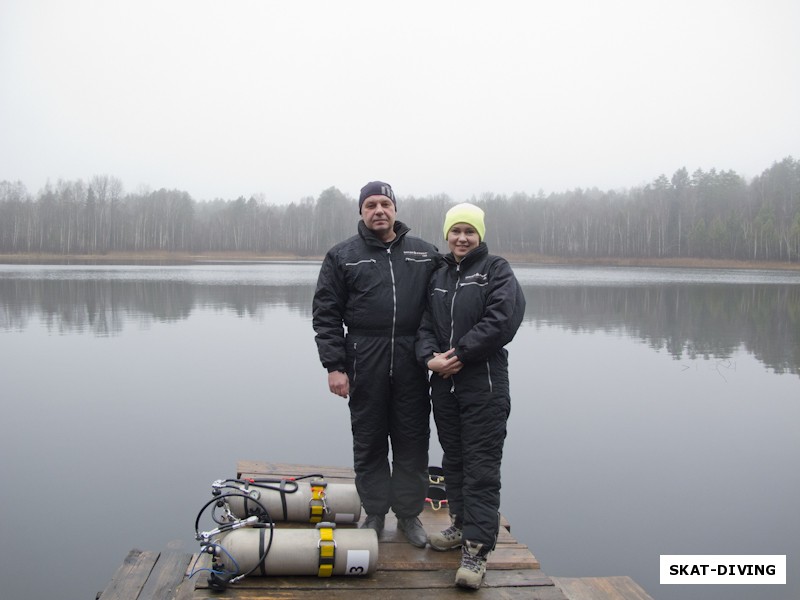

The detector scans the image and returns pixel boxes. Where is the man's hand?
[328,370,350,398]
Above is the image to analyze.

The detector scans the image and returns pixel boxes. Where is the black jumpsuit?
[416,242,525,548]
[313,220,439,518]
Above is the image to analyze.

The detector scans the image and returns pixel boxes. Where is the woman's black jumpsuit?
[416,242,525,548]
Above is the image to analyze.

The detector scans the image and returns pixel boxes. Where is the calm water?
[1,262,798,600]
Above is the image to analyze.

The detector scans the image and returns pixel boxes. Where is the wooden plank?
[485,569,555,588]
[397,514,516,544]
[377,543,538,570]
[172,577,198,600]
[138,551,194,600]
[378,514,515,544]
[191,525,541,592]
[188,584,569,599]
[552,576,655,600]
[196,568,554,591]
[193,573,568,600]
[97,549,157,600]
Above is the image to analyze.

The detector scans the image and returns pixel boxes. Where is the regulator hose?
[192,491,275,590]
[212,474,326,522]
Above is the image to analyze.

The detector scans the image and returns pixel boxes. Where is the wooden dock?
[97,461,654,600]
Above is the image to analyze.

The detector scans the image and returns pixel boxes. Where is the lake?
[0,261,798,600]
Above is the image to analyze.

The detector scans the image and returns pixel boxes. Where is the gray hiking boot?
[429,514,462,551]
[455,540,490,589]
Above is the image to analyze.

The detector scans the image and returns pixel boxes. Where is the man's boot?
[360,514,385,536]
[397,516,427,548]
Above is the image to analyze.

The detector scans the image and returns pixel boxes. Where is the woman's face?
[447,222,480,261]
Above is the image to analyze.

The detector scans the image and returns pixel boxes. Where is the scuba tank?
[212,476,362,523]
[207,522,378,579]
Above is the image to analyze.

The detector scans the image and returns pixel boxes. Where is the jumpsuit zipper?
[449,263,461,393]
[386,245,398,379]
[353,342,358,384]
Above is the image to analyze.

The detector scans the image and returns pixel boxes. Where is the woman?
[416,202,526,589]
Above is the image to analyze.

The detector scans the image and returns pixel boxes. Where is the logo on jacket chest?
[462,272,488,285]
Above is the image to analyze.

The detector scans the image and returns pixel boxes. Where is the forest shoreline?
[2,251,799,271]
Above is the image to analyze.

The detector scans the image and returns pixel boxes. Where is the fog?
[2,1,798,202]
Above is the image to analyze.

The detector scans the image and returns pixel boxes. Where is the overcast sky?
[1,0,798,204]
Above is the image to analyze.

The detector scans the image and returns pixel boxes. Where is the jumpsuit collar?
[358,220,410,249]
[444,242,488,268]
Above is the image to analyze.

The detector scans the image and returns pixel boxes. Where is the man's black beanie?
[359,181,396,213]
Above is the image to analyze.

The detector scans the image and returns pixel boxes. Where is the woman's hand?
[427,349,463,379]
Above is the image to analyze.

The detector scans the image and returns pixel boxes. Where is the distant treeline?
[1,156,798,261]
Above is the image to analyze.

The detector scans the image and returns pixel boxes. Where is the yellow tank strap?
[316,522,336,577]
[309,480,328,523]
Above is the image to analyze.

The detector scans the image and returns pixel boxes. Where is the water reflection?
[1,278,313,334]
[526,285,800,375]
[1,264,799,375]
[1,263,798,600]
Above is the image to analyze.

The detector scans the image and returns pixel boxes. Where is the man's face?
[361,195,396,239]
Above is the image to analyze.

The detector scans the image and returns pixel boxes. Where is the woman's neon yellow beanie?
[443,203,485,241]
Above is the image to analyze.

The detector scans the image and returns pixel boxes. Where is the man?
[312,181,439,548]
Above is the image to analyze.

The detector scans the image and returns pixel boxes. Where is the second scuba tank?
[210,522,379,577]
[215,477,362,523]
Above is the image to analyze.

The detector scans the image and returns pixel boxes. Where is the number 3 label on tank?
[346,550,370,575]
